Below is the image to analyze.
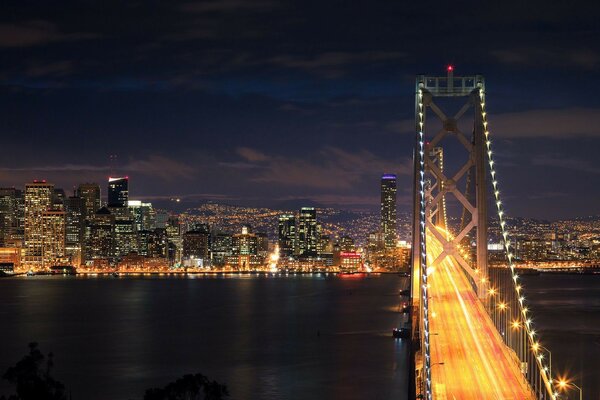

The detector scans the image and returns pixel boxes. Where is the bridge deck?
[427,234,534,400]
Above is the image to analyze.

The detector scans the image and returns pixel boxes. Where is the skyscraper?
[108,177,129,207]
[278,214,296,258]
[297,207,319,257]
[0,188,19,246]
[381,174,397,249]
[24,181,54,268]
[65,195,85,264]
[76,183,101,218]
[42,210,66,267]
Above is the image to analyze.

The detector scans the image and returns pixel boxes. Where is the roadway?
[427,231,534,399]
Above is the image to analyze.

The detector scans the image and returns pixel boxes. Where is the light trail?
[427,230,534,400]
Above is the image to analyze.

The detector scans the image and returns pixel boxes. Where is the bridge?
[408,69,565,400]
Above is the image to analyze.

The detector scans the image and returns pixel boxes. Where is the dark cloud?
[0,0,600,217]
[0,20,98,47]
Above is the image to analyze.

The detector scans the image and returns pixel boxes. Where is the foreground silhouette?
[2,343,228,400]
[144,374,228,400]
[0,342,67,400]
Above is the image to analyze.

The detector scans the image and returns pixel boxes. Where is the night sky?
[1,1,600,219]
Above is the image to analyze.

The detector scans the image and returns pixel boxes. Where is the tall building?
[381,174,398,248]
[42,210,66,267]
[24,181,54,268]
[108,177,129,207]
[211,233,232,266]
[278,214,296,258]
[0,188,20,246]
[297,207,319,257]
[183,226,211,264]
[84,207,114,262]
[128,200,155,231]
[64,196,85,264]
[76,183,101,218]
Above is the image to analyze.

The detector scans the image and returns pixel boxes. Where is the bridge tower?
[410,67,489,399]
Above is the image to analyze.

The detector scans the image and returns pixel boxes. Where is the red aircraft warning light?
[447,65,454,72]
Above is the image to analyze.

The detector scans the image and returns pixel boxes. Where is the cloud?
[265,51,405,77]
[236,147,269,162]
[25,61,74,77]
[0,155,196,180]
[385,107,600,139]
[490,108,600,138]
[0,20,98,48]
[491,48,600,69]
[232,146,411,189]
[531,154,600,174]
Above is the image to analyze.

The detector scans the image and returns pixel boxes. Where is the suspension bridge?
[408,68,565,400]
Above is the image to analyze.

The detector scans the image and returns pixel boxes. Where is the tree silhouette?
[143,373,228,400]
[1,342,67,400]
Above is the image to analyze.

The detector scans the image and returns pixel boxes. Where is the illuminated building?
[114,218,137,257]
[231,225,262,270]
[85,207,114,263]
[24,181,54,268]
[64,196,85,264]
[42,210,66,267]
[380,174,398,248]
[338,236,355,252]
[76,183,101,218]
[256,232,269,259]
[278,214,296,258]
[0,247,21,272]
[339,252,363,272]
[183,226,210,263]
[0,188,21,246]
[297,207,319,257]
[138,229,168,258]
[128,200,155,231]
[108,177,129,207]
[211,232,232,266]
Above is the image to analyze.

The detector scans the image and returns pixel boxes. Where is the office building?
[64,196,85,264]
[108,177,129,207]
[297,207,319,257]
[42,210,66,267]
[278,214,296,258]
[381,174,398,249]
[24,181,54,268]
[76,183,101,218]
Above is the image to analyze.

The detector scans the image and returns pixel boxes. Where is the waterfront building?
[42,210,66,267]
[64,195,85,264]
[183,227,211,264]
[211,232,233,266]
[297,207,319,257]
[278,214,296,258]
[0,188,21,246]
[24,181,54,268]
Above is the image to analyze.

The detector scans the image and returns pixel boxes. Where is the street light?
[558,379,582,400]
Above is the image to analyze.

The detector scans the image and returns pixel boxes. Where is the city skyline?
[1,1,600,219]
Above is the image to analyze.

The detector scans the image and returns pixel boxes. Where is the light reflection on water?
[0,274,409,400]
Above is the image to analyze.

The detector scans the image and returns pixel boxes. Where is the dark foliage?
[1,342,67,400]
[143,373,228,400]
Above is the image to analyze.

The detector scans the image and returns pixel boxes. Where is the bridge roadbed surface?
[427,233,534,400]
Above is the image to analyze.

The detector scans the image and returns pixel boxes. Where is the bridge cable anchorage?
[417,87,433,400]
[479,88,558,399]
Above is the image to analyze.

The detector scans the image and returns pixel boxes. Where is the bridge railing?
[479,87,558,400]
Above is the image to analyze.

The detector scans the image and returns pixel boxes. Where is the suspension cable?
[478,87,557,399]
[417,87,432,400]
